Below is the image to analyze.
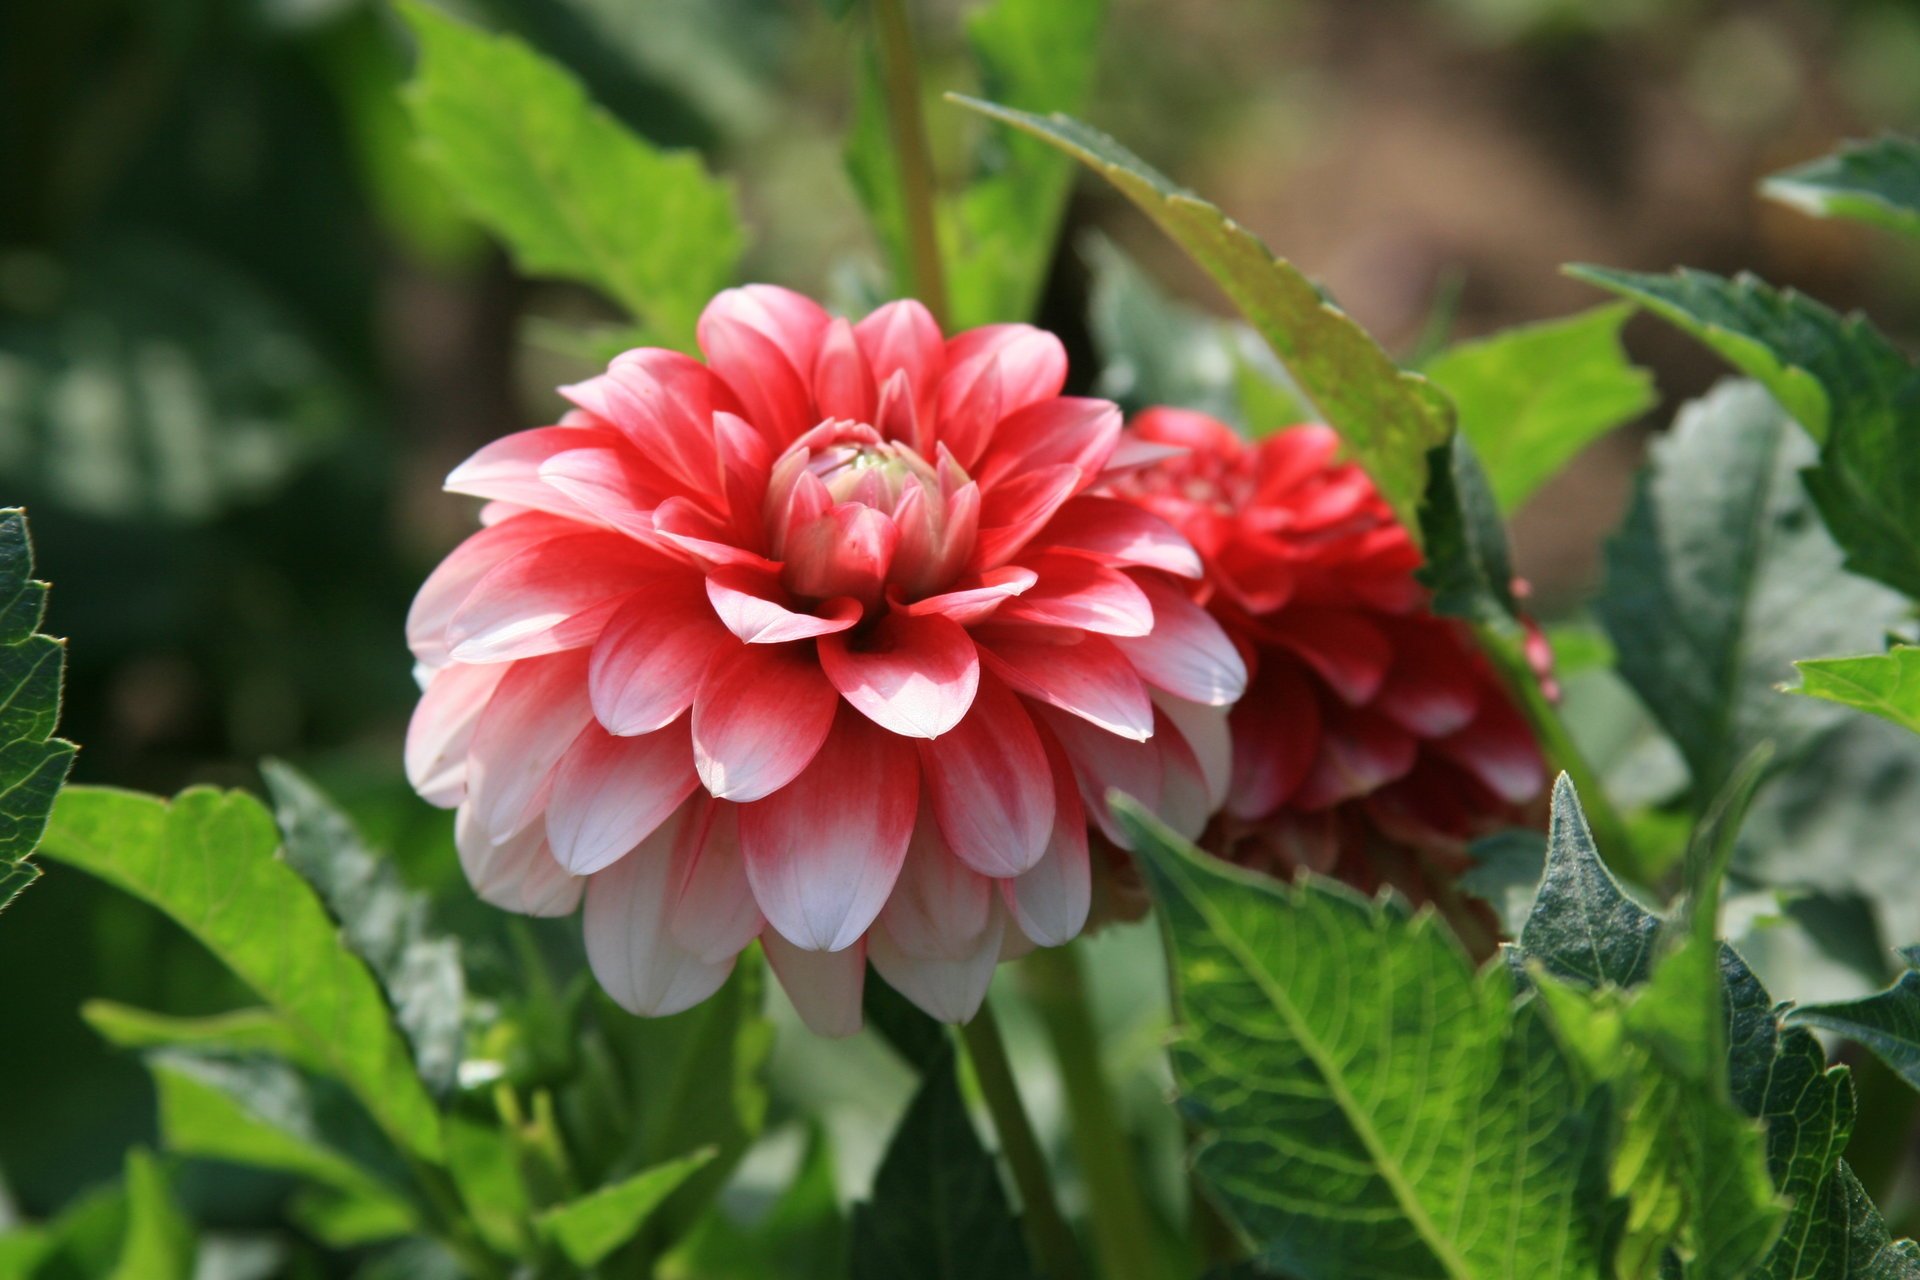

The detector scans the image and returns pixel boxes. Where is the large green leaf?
[1515,776,1920,1279]
[1570,265,1920,600]
[537,1149,717,1269]
[0,509,76,914]
[954,98,1454,541]
[401,1,743,349]
[1791,947,1920,1093]
[1422,304,1654,511]
[1788,648,1920,737]
[1593,380,1909,809]
[847,1048,1035,1280]
[81,1000,322,1071]
[1415,432,1518,625]
[1115,797,1618,1280]
[1764,137,1920,240]
[847,0,1103,327]
[262,761,465,1097]
[108,1151,193,1280]
[38,786,444,1162]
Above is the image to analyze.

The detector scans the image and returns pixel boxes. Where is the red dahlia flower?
[1106,408,1546,905]
[405,288,1245,1034]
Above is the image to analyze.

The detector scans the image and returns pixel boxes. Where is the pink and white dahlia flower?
[405,287,1245,1034]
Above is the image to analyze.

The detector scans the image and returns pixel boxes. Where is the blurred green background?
[6,0,1920,1253]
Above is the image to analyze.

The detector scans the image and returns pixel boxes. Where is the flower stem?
[1022,945,1162,1280]
[1473,620,1652,888]
[959,999,1084,1280]
[869,0,950,327]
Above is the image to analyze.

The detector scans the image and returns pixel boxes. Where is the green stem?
[869,0,950,327]
[959,1000,1084,1280]
[1473,621,1652,889]
[1023,946,1162,1280]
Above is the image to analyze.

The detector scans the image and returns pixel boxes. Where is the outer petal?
[466,651,595,842]
[692,643,839,802]
[1152,689,1233,814]
[546,719,700,875]
[407,662,508,807]
[899,566,1036,626]
[939,325,1068,467]
[870,906,1004,1025]
[740,708,919,952]
[996,555,1154,637]
[699,285,830,378]
[1269,608,1393,706]
[856,300,945,436]
[971,464,1082,570]
[456,804,582,917]
[1003,732,1091,946]
[1028,496,1203,579]
[666,798,764,964]
[813,317,877,423]
[876,817,993,960]
[763,930,865,1037]
[977,627,1154,741]
[972,397,1121,492]
[1111,573,1248,705]
[1226,661,1322,820]
[561,348,737,497]
[445,425,618,518]
[1291,708,1418,810]
[1435,699,1545,804]
[408,514,577,667]
[706,568,860,644]
[918,672,1054,877]
[1153,706,1214,839]
[1033,702,1161,847]
[584,804,737,1016]
[589,581,729,736]
[701,315,815,448]
[818,612,980,740]
[1373,624,1483,737]
[447,533,659,663]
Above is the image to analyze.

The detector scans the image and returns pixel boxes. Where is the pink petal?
[1129,406,1247,454]
[589,581,729,736]
[901,566,1037,626]
[1271,608,1394,706]
[1004,736,1091,946]
[456,804,582,917]
[706,568,860,644]
[1030,496,1203,579]
[1373,625,1483,737]
[408,514,577,667]
[666,798,764,964]
[819,612,979,739]
[869,906,1004,1025]
[467,651,595,842]
[407,662,508,807]
[763,930,866,1037]
[875,817,993,960]
[1226,661,1322,821]
[977,627,1153,741]
[1153,705,1215,839]
[652,496,781,573]
[537,447,673,544]
[931,353,1001,472]
[692,642,839,802]
[918,673,1054,877]
[781,504,897,603]
[701,315,815,448]
[699,285,831,378]
[562,348,737,497]
[813,317,877,423]
[1111,573,1247,705]
[584,803,738,1016]
[447,533,660,663]
[971,465,1083,570]
[547,719,700,875]
[1098,436,1188,479]
[1033,702,1162,847]
[939,325,1068,466]
[445,424,619,518]
[856,301,945,436]
[1291,708,1419,810]
[972,397,1121,491]
[740,708,918,951]
[996,554,1155,637]
[1152,690,1232,814]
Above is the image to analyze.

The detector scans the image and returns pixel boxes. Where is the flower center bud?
[806,440,941,519]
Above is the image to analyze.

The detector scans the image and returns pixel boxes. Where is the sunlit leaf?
[0,509,75,915]
[848,1048,1035,1280]
[82,1001,322,1072]
[1423,304,1654,511]
[1765,137,1920,240]
[1593,380,1909,809]
[401,1,744,349]
[107,1151,193,1280]
[1788,648,1920,737]
[1116,795,1618,1279]
[954,97,1453,541]
[537,1149,717,1269]
[39,786,445,1162]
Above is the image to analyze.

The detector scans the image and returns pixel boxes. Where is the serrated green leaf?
[1415,432,1517,623]
[262,761,465,1098]
[1765,137,1920,240]
[848,1048,1035,1280]
[38,786,445,1163]
[1515,775,1920,1279]
[955,98,1454,541]
[537,1149,716,1269]
[1423,304,1655,511]
[400,1,743,349]
[0,509,76,916]
[847,0,1103,327]
[108,1151,192,1280]
[1593,380,1909,809]
[1788,648,1920,736]
[1116,795,1617,1280]
[1792,948,1920,1093]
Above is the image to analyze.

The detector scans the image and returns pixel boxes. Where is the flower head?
[406,288,1244,1033]
[1105,407,1546,906]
